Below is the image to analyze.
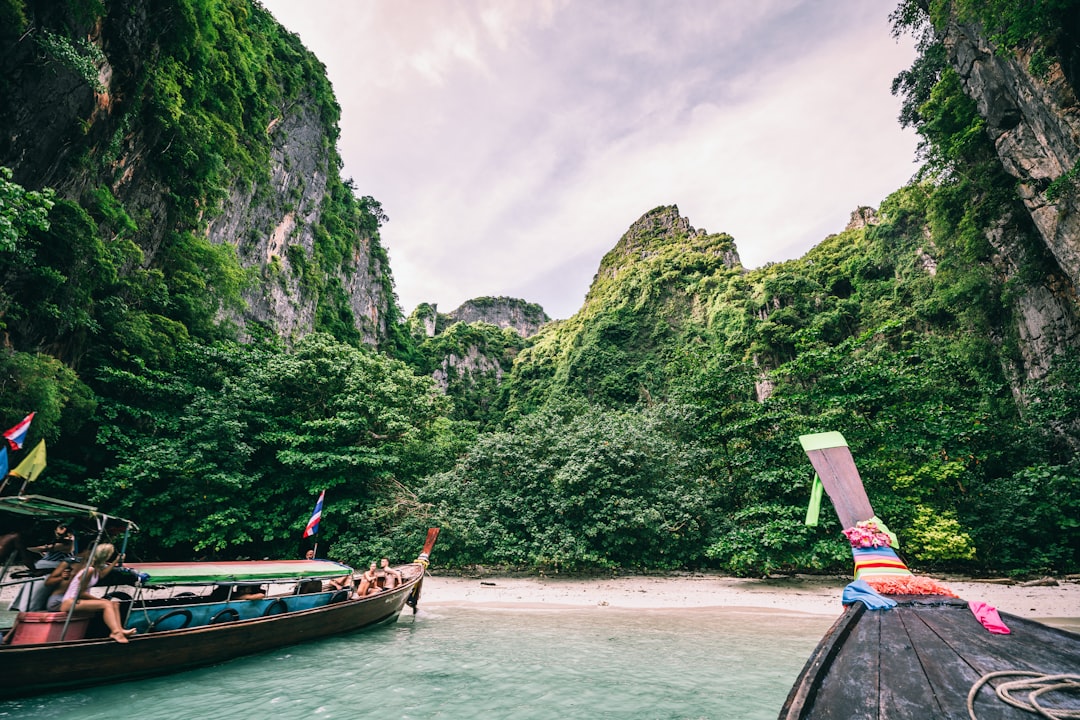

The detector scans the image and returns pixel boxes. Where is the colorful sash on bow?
[852,546,911,581]
[851,545,957,597]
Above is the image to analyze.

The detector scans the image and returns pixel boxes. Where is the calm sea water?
[0,605,836,720]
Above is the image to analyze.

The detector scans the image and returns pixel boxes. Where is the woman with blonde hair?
[59,543,135,643]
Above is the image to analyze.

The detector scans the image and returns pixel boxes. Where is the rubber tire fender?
[147,608,193,632]
[262,599,288,616]
[210,607,241,624]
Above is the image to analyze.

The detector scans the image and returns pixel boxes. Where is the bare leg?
[103,600,135,637]
[63,598,133,643]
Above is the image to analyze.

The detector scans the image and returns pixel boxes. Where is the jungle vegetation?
[0,0,1078,576]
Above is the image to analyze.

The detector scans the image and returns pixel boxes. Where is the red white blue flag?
[3,412,34,451]
[303,490,325,538]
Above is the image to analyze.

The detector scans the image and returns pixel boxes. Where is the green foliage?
[1045,158,1080,202]
[0,167,54,254]
[314,277,361,345]
[0,0,28,42]
[503,207,742,412]
[705,504,848,576]
[905,506,976,562]
[0,349,95,445]
[35,29,105,92]
[966,463,1080,571]
[408,401,713,571]
[0,199,116,362]
[950,0,1078,51]
[416,321,528,426]
[1,0,1077,580]
[87,334,450,559]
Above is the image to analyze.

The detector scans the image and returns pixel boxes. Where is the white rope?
[968,671,1080,719]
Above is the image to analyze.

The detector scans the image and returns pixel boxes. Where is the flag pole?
[303,490,325,558]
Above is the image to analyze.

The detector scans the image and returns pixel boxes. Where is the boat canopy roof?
[0,494,138,529]
[124,559,353,585]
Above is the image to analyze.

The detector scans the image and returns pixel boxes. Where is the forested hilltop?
[1,0,1078,576]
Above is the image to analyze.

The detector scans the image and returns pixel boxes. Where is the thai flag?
[3,413,34,451]
[303,490,325,538]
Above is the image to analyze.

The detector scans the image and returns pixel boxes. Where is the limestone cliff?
[0,0,395,349]
[942,16,1080,380]
[446,297,549,338]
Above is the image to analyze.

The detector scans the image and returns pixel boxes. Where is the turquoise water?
[0,605,837,719]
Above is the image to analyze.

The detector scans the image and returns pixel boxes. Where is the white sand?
[422,572,1080,620]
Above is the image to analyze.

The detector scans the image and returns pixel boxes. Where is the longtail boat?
[780,432,1080,720]
[0,494,439,698]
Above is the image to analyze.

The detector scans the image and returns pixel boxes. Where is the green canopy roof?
[0,494,137,529]
[124,559,354,585]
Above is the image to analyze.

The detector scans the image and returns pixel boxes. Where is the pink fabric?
[969,600,1011,635]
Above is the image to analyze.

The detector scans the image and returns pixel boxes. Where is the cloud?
[261,1,920,320]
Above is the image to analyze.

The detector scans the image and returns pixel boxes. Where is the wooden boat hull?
[779,595,1080,719]
[0,563,424,698]
[787,434,1080,719]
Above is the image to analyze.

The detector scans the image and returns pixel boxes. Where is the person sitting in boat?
[354,562,380,597]
[379,558,401,590]
[325,572,353,593]
[232,584,266,600]
[28,522,75,565]
[43,552,88,612]
[59,543,135,643]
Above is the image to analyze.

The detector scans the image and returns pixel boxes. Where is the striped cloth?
[851,545,957,597]
[852,546,911,581]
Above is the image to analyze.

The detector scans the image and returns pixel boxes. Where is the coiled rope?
[967,671,1080,720]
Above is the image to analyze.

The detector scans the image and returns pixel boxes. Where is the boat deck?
[780,596,1080,719]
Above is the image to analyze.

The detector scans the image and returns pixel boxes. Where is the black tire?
[262,599,288,616]
[330,590,349,604]
[147,608,193,632]
[103,591,132,602]
[210,607,240,624]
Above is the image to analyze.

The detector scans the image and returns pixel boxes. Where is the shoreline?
[421,571,1080,621]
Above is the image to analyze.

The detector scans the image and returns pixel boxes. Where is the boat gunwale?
[778,601,865,720]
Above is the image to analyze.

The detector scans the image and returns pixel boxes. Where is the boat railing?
[110,566,425,634]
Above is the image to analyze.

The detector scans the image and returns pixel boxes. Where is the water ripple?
[0,606,834,719]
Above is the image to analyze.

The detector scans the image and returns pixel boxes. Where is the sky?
[259,1,921,320]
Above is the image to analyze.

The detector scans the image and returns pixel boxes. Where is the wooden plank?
[897,606,985,719]
[905,604,1080,718]
[780,604,870,719]
[868,606,950,719]
[918,608,1080,676]
[804,447,875,529]
[807,605,882,719]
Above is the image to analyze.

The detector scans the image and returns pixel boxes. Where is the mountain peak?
[599,205,741,277]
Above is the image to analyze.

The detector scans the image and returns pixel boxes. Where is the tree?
[88,334,450,559]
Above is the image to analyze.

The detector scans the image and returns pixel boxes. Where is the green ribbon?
[805,473,823,526]
[870,515,899,550]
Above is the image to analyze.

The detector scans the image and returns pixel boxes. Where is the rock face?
[432,345,505,392]
[202,101,388,343]
[0,2,393,347]
[943,20,1080,379]
[845,206,879,232]
[446,297,549,338]
[945,22,1080,284]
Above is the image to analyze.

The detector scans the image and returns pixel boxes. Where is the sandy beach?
[422,571,1080,622]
